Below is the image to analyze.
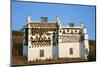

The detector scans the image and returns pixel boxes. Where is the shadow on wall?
[52,32,59,59]
[79,42,85,58]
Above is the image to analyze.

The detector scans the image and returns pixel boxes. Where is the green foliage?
[12,30,23,36]
[88,50,96,61]
[89,40,96,45]
[88,40,96,61]
[12,30,23,56]
[12,41,23,56]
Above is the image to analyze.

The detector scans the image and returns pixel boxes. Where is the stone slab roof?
[30,22,57,28]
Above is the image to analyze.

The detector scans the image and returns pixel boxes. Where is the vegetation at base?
[88,40,96,61]
[12,30,23,56]
[89,40,96,46]
[88,50,96,61]
[12,30,23,36]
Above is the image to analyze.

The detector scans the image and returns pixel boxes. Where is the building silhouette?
[23,16,89,61]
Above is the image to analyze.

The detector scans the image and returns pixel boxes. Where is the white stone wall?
[27,25,54,61]
[58,26,89,59]
[84,34,89,50]
[59,43,81,58]
[23,45,28,57]
[83,28,89,59]
[79,43,85,57]
[84,34,89,52]
[84,39,89,59]
[52,45,59,58]
[28,45,53,61]
[23,28,28,57]
[84,40,89,51]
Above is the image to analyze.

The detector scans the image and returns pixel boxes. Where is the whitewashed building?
[23,16,89,61]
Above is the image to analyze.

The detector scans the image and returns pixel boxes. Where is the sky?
[12,1,96,40]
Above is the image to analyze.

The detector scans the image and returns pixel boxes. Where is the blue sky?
[12,1,96,40]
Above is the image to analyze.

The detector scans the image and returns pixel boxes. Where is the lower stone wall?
[28,45,53,61]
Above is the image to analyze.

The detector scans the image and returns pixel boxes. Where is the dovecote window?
[67,29,69,32]
[75,30,77,33]
[79,31,81,34]
[40,50,44,57]
[71,30,74,34]
[39,36,43,41]
[35,36,38,41]
[59,37,61,39]
[43,36,47,40]
[48,37,51,40]
[63,30,66,34]
[70,48,73,55]
[59,30,61,33]
[30,36,33,41]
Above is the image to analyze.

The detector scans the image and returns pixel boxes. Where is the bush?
[88,51,96,61]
